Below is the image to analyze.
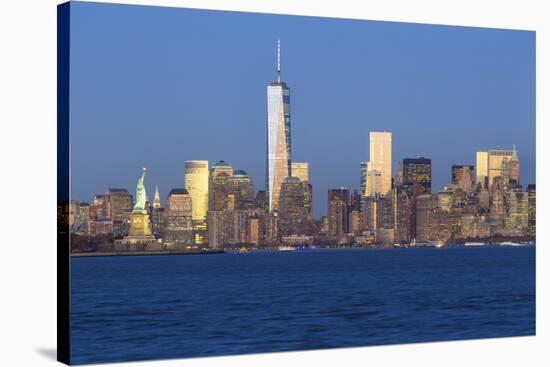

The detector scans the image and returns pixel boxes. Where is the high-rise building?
[360,161,369,209]
[396,161,404,187]
[291,162,308,182]
[476,151,489,187]
[505,190,528,234]
[226,170,255,210]
[78,203,90,223]
[349,210,364,234]
[68,200,79,229]
[363,195,393,232]
[350,189,362,211]
[151,186,162,237]
[209,160,233,212]
[477,147,519,189]
[162,189,193,244]
[502,146,520,188]
[278,176,310,236]
[184,160,209,244]
[395,190,413,243]
[415,194,438,241]
[185,160,209,221]
[488,149,514,187]
[210,160,233,178]
[266,39,291,213]
[153,186,161,209]
[365,169,382,197]
[366,131,392,196]
[207,210,233,249]
[452,165,474,186]
[103,188,133,237]
[328,188,349,236]
[403,157,432,193]
[255,190,267,211]
[527,184,536,236]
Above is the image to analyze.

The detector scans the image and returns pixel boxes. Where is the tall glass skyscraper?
[366,131,392,196]
[266,39,292,212]
[184,160,209,244]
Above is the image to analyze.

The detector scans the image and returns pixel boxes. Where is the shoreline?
[71,243,535,258]
[71,250,225,258]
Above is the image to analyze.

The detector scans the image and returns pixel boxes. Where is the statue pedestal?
[128,210,152,237]
[115,210,159,251]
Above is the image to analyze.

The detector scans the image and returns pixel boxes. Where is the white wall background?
[0,0,547,366]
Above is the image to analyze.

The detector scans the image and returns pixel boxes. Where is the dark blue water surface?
[71,247,535,364]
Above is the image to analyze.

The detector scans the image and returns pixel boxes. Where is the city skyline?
[69,2,535,219]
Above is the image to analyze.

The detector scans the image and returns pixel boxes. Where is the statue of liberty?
[133,167,147,213]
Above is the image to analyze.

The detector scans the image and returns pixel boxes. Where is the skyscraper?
[226,170,255,210]
[278,176,309,236]
[366,131,392,196]
[153,186,161,209]
[184,160,209,244]
[266,39,291,213]
[451,165,474,186]
[365,169,382,197]
[502,146,520,188]
[403,157,432,193]
[328,188,349,236]
[291,162,308,182]
[162,188,193,244]
[209,160,233,211]
[488,149,514,187]
[477,148,519,189]
[476,151,489,187]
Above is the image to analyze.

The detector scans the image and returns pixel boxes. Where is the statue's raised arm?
[133,167,147,212]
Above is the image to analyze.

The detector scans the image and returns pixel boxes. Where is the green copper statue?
[133,167,147,213]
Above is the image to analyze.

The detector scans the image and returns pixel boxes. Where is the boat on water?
[464,242,486,247]
[498,241,524,247]
[238,247,249,253]
[409,238,437,247]
[278,246,296,252]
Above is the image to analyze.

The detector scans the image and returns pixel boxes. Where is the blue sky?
[69,1,536,219]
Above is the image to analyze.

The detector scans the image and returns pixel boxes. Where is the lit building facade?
[452,165,474,186]
[365,169,382,197]
[184,160,209,244]
[162,189,193,244]
[226,170,255,210]
[476,151,489,187]
[278,176,310,236]
[403,157,432,193]
[266,39,291,213]
[488,149,514,187]
[209,160,233,211]
[366,131,392,196]
[527,184,536,236]
[291,162,309,182]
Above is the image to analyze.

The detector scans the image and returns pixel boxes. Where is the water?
[71,246,535,364]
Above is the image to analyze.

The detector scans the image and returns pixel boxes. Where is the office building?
[162,189,193,244]
[184,160,209,244]
[403,157,432,193]
[328,188,349,236]
[226,170,255,210]
[366,131,392,196]
[266,39,292,212]
[476,151,489,187]
[278,176,309,236]
[291,162,309,182]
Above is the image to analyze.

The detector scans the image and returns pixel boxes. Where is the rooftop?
[168,188,189,196]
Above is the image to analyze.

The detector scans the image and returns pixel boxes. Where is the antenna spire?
[277,38,281,82]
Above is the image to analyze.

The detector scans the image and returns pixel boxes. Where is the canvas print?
[57,1,536,365]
